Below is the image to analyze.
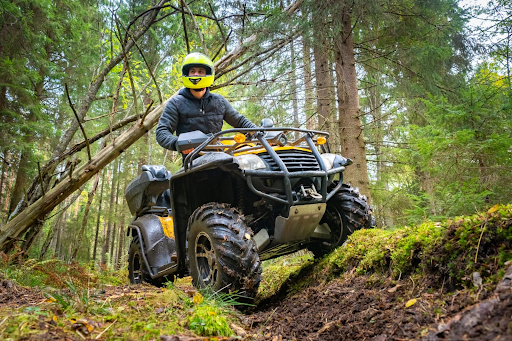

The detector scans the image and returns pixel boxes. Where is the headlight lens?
[320,153,337,170]
[235,154,266,170]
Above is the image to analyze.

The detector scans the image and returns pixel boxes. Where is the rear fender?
[128,214,175,275]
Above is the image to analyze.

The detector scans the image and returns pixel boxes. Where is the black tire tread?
[335,183,375,232]
[310,183,375,258]
[188,203,261,298]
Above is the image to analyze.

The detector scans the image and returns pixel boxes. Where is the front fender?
[128,214,175,275]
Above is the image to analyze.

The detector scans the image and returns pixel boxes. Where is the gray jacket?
[156,88,256,151]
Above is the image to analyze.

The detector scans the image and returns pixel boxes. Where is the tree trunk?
[40,203,63,260]
[302,33,315,130]
[334,2,371,201]
[0,151,10,227]
[291,39,299,138]
[71,171,101,261]
[93,169,106,262]
[2,155,16,225]
[102,159,119,265]
[109,160,122,264]
[115,196,127,270]
[55,208,66,259]
[312,6,332,132]
[8,148,33,218]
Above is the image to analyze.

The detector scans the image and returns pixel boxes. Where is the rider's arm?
[156,99,179,151]
[222,97,257,129]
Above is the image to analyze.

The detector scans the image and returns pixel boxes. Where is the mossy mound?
[322,204,512,290]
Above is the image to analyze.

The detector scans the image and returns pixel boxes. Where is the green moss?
[257,251,313,301]
[317,204,512,286]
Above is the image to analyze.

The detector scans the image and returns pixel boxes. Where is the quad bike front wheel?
[310,183,375,258]
[187,203,261,299]
[128,235,172,287]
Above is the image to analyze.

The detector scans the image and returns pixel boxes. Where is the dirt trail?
[247,268,512,341]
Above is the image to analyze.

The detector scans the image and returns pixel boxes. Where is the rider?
[156,52,256,154]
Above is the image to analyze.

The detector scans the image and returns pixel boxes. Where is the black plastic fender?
[128,214,175,276]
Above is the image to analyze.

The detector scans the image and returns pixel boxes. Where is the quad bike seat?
[125,165,172,216]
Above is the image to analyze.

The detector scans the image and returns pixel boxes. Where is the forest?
[0,0,512,340]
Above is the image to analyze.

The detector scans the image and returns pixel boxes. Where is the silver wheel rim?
[195,232,219,286]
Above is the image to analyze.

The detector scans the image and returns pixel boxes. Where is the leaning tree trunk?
[334,1,371,202]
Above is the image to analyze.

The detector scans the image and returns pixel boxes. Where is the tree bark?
[312,6,332,132]
[71,171,101,261]
[93,169,106,262]
[302,34,315,130]
[0,151,10,227]
[109,159,122,265]
[102,159,118,265]
[334,1,371,201]
[115,196,127,270]
[55,207,66,259]
[8,137,34,218]
[291,39,299,138]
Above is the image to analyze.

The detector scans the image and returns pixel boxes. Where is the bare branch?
[140,100,154,126]
[212,29,232,61]
[116,17,163,104]
[37,162,45,196]
[208,2,227,54]
[93,95,113,101]
[181,0,190,54]
[65,83,91,161]
[115,15,139,119]
[0,154,9,166]
[182,0,207,55]
[212,35,295,89]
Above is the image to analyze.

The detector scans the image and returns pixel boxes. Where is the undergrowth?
[0,255,126,289]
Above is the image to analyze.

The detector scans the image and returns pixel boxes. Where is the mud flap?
[130,215,176,276]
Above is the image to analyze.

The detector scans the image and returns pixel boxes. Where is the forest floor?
[1,204,512,340]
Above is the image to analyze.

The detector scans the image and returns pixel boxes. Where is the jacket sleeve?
[156,99,179,151]
[222,97,257,129]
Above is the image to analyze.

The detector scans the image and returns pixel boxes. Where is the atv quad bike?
[125,123,374,298]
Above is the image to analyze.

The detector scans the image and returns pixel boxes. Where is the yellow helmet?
[181,52,215,89]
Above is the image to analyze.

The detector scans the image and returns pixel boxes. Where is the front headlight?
[235,154,266,170]
[321,153,336,170]
[321,153,348,170]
